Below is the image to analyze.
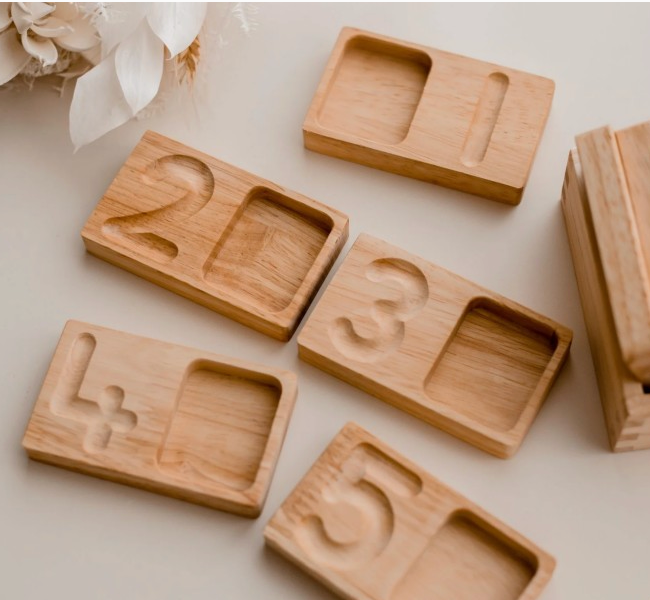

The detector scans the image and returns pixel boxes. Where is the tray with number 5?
[265,423,555,600]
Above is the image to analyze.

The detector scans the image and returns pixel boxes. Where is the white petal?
[0,28,30,84]
[147,2,206,58]
[93,3,147,59]
[69,51,134,151]
[13,2,53,21]
[31,17,73,37]
[115,19,163,114]
[54,13,98,51]
[21,30,57,65]
[11,2,34,33]
[0,3,11,32]
[51,2,78,21]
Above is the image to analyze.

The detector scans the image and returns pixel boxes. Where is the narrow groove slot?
[461,72,509,167]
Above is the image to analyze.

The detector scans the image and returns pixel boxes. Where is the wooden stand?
[298,234,572,458]
[303,27,554,204]
[82,131,349,341]
[22,321,297,516]
[561,121,650,451]
[265,423,555,600]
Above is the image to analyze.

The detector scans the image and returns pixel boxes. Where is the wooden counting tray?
[303,27,555,204]
[265,423,555,600]
[298,234,572,457]
[22,321,297,516]
[82,131,349,341]
[561,121,650,451]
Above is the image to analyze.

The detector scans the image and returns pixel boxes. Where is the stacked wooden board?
[562,121,650,451]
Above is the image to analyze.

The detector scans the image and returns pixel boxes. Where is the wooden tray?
[82,131,349,341]
[303,27,554,204]
[562,123,650,451]
[265,423,555,600]
[298,234,572,457]
[22,321,297,516]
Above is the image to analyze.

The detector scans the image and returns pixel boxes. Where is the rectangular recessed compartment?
[204,187,333,314]
[424,298,558,434]
[158,360,282,492]
[391,512,536,600]
[318,36,432,145]
[264,423,554,600]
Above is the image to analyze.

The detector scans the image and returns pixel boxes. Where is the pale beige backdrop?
[1,3,649,599]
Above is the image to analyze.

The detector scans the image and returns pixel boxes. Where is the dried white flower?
[0,2,255,149]
[0,2,99,83]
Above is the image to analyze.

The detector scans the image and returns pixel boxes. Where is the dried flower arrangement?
[0,2,256,149]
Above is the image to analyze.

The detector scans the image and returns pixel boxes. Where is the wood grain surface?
[298,234,572,457]
[82,131,349,341]
[265,423,555,600]
[303,27,554,204]
[22,321,297,516]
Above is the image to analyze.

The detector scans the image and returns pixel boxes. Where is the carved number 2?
[330,258,429,362]
[102,154,215,262]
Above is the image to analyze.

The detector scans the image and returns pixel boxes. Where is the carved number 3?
[102,154,215,262]
[330,258,429,362]
[295,445,421,571]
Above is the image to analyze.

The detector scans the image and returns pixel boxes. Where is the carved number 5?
[330,258,429,362]
[295,445,421,571]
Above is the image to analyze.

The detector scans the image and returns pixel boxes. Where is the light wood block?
[22,320,297,516]
[265,423,555,600]
[297,234,572,458]
[575,125,650,381]
[303,27,554,204]
[82,131,349,341]
[562,132,650,452]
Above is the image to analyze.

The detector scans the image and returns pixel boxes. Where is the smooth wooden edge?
[561,151,650,452]
[303,130,526,205]
[264,422,556,599]
[576,126,650,380]
[22,320,299,516]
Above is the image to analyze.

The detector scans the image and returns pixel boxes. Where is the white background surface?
[2,3,650,599]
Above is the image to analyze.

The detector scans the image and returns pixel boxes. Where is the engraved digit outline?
[295,444,422,571]
[50,333,137,453]
[329,258,429,362]
[102,154,215,262]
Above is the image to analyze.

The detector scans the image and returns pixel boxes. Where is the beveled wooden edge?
[576,126,650,381]
[561,150,650,452]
